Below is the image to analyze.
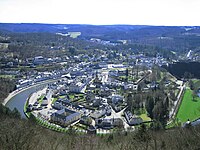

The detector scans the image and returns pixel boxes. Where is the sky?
[0,0,200,26]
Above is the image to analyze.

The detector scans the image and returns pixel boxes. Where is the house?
[41,89,52,106]
[86,92,95,103]
[93,97,102,107]
[90,109,106,119]
[50,108,82,127]
[79,116,92,126]
[33,56,45,65]
[95,118,124,129]
[100,87,113,97]
[69,82,86,93]
[109,70,118,77]
[112,64,124,68]
[124,84,138,90]
[52,101,63,110]
[112,118,124,128]
[87,84,96,91]
[106,108,112,116]
[124,111,143,126]
[59,90,67,96]
[70,68,83,77]
[112,95,124,104]
[95,118,112,129]
[41,97,48,106]
[17,79,32,88]
[98,62,108,68]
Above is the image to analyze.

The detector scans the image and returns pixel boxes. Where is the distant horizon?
[0,22,199,27]
[1,0,200,26]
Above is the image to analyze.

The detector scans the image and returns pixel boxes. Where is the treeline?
[1,31,176,61]
[3,32,108,59]
[0,78,16,103]
[164,62,200,79]
[1,104,200,150]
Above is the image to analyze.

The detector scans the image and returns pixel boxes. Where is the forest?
[164,62,200,79]
[1,23,200,54]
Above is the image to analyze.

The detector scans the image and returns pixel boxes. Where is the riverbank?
[3,78,60,106]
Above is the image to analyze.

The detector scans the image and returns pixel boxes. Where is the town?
[17,51,182,134]
[1,23,200,149]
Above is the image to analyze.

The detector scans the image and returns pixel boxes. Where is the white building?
[69,82,86,93]
[33,56,45,65]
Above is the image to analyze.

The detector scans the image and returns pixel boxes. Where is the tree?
[11,108,21,118]
[146,95,154,119]
[126,93,133,112]
[69,46,76,55]
[189,80,194,90]
[152,96,169,128]
[126,68,128,82]
[192,91,197,102]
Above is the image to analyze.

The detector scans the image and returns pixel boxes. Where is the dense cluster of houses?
[21,51,172,132]
[27,61,153,132]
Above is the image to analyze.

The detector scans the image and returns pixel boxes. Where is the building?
[90,109,106,119]
[95,118,124,129]
[69,82,86,93]
[124,84,138,90]
[50,108,82,126]
[124,111,143,126]
[41,89,52,106]
[16,79,32,89]
[33,56,45,65]
[112,95,124,104]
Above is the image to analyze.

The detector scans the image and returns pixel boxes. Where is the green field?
[140,114,151,122]
[0,75,15,79]
[68,32,81,38]
[176,89,200,123]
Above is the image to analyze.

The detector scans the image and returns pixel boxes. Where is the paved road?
[169,81,185,119]
[29,88,47,104]
[101,70,109,83]
[104,107,131,131]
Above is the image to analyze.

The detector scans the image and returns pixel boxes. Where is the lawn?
[52,97,58,104]
[176,89,200,123]
[37,95,45,104]
[68,32,81,38]
[140,114,151,122]
[0,74,15,79]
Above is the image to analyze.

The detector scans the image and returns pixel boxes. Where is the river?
[5,80,57,118]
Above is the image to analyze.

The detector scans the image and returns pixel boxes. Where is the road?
[101,70,109,83]
[104,107,131,131]
[29,87,47,104]
[169,81,185,119]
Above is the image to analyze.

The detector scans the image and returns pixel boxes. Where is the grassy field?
[176,89,200,123]
[0,75,15,79]
[140,114,151,122]
[37,95,45,104]
[68,32,81,38]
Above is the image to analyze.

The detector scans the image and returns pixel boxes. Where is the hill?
[1,23,200,53]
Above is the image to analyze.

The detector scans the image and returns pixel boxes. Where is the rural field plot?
[177,89,200,123]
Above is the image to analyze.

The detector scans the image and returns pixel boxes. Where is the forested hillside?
[1,103,200,150]
[1,23,200,54]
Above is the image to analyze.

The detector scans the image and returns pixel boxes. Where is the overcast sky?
[0,0,200,26]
